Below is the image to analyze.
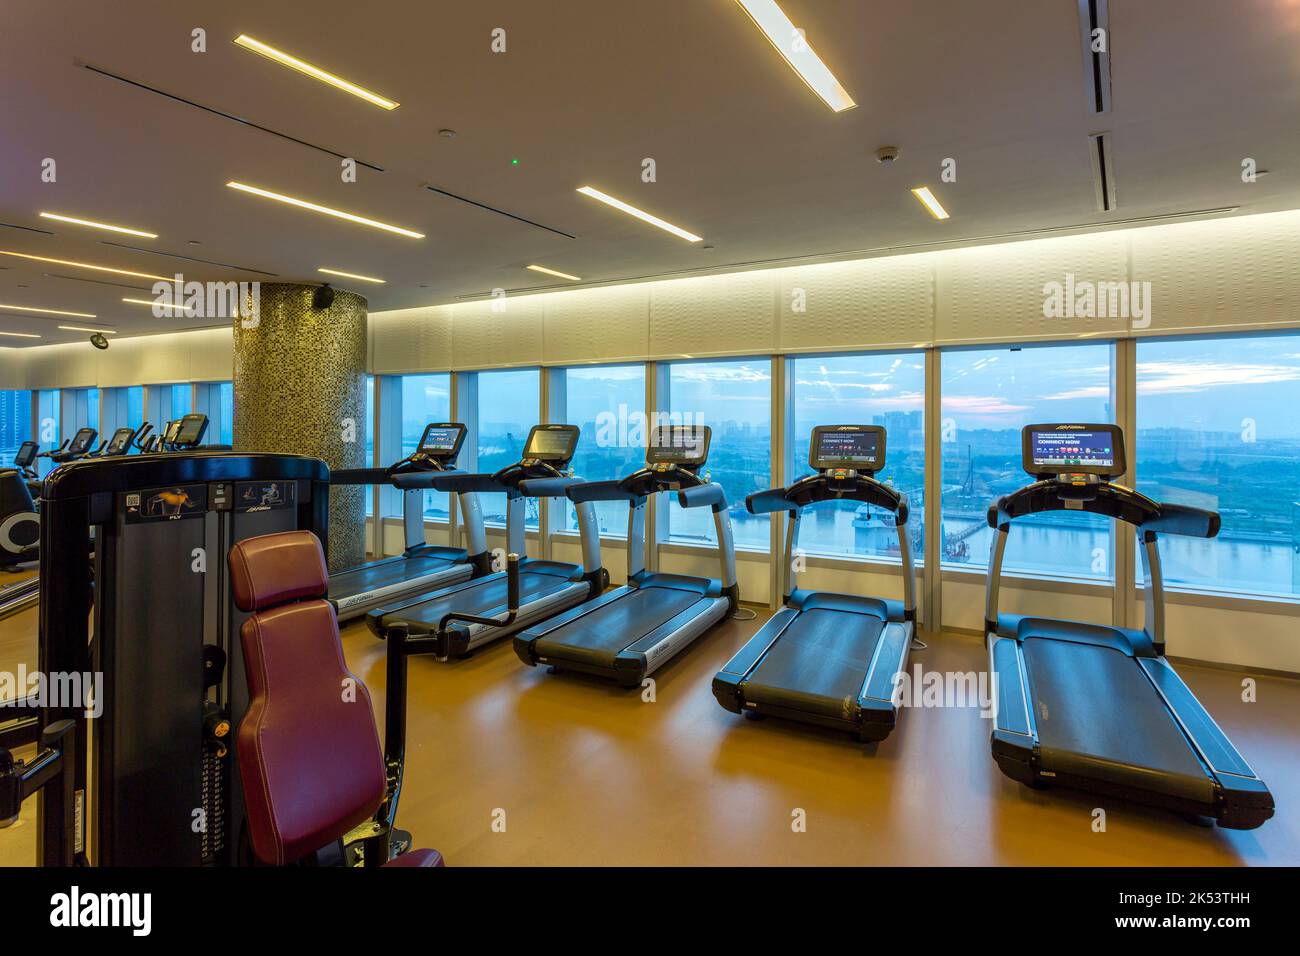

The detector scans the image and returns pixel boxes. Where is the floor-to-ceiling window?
[35,389,60,476]
[555,364,646,536]
[940,343,1114,579]
[101,386,145,441]
[1135,333,1300,598]
[475,368,540,529]
[0,389,32,467]
[399,373,452,519]
[789,352,925,561]
[194,382,233,446]
[663,359,772,550]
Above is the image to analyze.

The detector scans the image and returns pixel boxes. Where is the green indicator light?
[511,158,520,166]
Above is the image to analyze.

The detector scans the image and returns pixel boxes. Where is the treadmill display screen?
[646,425,710,466]
[1023,424,1124,477]
[173,414,208,446]
[106,428,135,454]
[524,425,579,461]
[418,424,465,457]
[13,442,36,468]
[810,425,885,472]
[68,428,96,454]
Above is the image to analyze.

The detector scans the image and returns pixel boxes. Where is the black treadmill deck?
[374,565,578,634]
[742,608,886,721]
[532,586,702,671]
[1023,637,1216,805]
[329,553,458,601]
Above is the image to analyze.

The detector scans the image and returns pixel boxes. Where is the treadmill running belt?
[329,554,456,600]
[386,569,573,626]
[1023,638,1215,803]
[744,608,885,720]
[533,587,701,669]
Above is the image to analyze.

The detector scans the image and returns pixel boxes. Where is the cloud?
[942,395,1031,415]
[1136,360,1300,395]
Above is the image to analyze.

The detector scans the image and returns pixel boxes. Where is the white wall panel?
[542,286,649,365]
[188,327,234,381]
[648,272,778,358]
[0,350,24,390]
[777,255,936,352]
[937,231,1131,344]
[451,298,543,369]
[369,305,452,374]
[1130,210,1300,334]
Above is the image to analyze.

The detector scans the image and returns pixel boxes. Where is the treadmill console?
[415,423,466,462]
[520,424,580,468]
[67,428,97,455]
[809,424,885,477]
[104,427,136,456]
[1022,423,1124,481]
[171,414,209,449]
[161,420,182,445]
[13,441,37,469]
[646,424,710,474]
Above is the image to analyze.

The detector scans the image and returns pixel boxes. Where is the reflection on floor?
[2,596,1298,866]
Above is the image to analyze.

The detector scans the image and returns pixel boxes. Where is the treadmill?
[515,424,739,688]
[713,425,917,741]
[986,423,1273,829]
[329,423,484,622]
[366,423,606,658]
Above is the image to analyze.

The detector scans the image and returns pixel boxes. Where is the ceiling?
[2,0,1300,347]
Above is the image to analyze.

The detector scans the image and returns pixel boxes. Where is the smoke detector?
[875,146,901,165]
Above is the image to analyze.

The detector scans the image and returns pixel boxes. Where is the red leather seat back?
[229,531,387,865]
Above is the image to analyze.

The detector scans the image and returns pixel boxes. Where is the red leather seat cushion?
[383,848,445,868]
[229,530,329,612]
[237,600,387,865]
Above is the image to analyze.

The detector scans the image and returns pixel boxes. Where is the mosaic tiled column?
[233,283,367,570]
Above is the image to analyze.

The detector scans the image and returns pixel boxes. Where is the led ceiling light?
[0,302,96,318]
[233,34,399,110]
[122,297,195,312]
[0,331,41,339]
[317,267,385,284]
[58,325,117,334]
[39,212,158,238]
[0,251,171,282]
[226,182,425,238]
[911,186,951,220]
[526,264,582,282]
[735,0,856,112]
[576,186,702,242]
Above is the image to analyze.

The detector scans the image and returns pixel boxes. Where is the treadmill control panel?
[809,425,885,475]
[172,414,209,449]
[105,427,136,456]
[521,424,580,466]
[67,428,97,455]
[1023,423,1124,479]
[646,425,710,471]
[416,423,467,461]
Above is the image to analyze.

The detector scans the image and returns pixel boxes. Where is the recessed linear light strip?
[226,182,424,238]
[122,297,195,313]
[59,325,116,334]
[39,212,157,238]
[911,186,950,220]
[0,302,96,318]
[233,35,399,110]
[576,187,702,242]
[526,264,582,282]
[0,250,172,282]
[0,331,41,339]
[318,267,385,284]
[735,0,856,112]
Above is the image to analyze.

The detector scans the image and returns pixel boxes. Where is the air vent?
[0,221,55,236]
[423,185,577,239]
[98,241,279,276]
[1078,0,1112,113]
[82,63,384,172]
[1088,131,1118,211]
[44,273,153,292]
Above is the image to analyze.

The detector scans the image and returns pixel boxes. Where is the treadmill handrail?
[565,478,643,504]
[516,476,585,499]
[390,469,468,490]
[677,482,727,512]
[747,473,908,522]
[988,480,1216,538]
